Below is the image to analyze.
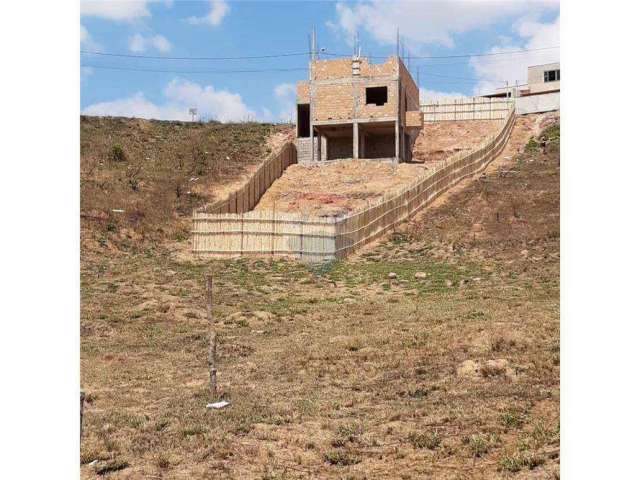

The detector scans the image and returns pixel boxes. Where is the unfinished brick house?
[295,55,423,164]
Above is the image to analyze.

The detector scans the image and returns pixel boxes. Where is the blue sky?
[81,0,560,122]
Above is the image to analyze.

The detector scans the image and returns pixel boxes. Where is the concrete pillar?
[353,122,359,159]
[320,134,328,161]
[359,131,366,159]
[310,126,315,163]
[394,120,400,162]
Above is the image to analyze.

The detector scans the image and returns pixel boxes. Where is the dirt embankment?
[255,160,435,216]
[80,116,293,252]
[412,119,502,163]
[255,119,507,217]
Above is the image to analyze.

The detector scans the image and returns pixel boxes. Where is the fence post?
[205,274,217,400]
[80,390,85,440]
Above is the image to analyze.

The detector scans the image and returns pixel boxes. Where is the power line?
[80,45,558,62]
[419,71,479,83]
[81,64,308,74]
[80,50,311,60]
[80,63,520,83]
[326,45,559,60]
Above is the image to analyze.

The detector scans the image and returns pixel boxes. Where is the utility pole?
[311,26,317,62]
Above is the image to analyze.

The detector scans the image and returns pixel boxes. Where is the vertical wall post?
[205,274,217,401]
[321,134,327,161]
[394,120,400,162]
[353,122,359,159]
[80,390,85,440]
[310,127,315,163]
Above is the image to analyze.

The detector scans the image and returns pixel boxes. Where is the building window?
[297,104,310,138]
[366,86,388,106]
[544,69,560,82]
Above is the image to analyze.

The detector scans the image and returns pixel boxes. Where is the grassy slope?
[80,116,289,251]
[80,121,559,479]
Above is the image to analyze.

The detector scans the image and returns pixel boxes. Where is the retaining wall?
[192,107,516,262]
[421,97,513,122]
[196,142,296,215]
[515,91,560,115]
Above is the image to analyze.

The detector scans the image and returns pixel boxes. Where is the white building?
[483,62,560,114]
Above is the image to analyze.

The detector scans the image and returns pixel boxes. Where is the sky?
[80,0,560,122]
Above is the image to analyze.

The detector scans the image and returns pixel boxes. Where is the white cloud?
[128,33,172,53]
[80,24,101,50]
[470,15,560,95]
[273,83,296,122]
[81,67,95,84]
[329,0,558,49]
[82,78,256,122]
[420,87,467,103]
[80,0,151,22]
[185,0,230,27]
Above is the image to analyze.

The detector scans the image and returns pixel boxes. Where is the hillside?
[254,119,502,216]
[80,116,293,252]
[80,117,559,479]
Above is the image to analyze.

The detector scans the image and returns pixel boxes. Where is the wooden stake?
[204,274,217,400]
[80,390,85,440]
[208,332,217,400]
[205,274,213,324]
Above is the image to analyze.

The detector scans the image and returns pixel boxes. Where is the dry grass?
[80,116,292,252]
[80,118,559,479]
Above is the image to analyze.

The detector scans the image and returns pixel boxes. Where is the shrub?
[409,431,441,450]
[464,433,500,458]
[111,144,126,162]
[323,449,360,466]
[95,459,129,475]
[499,410,524,429]
[524,137,539,154]
[499,452,545,473]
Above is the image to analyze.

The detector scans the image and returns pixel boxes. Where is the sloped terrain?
[412,119,502,163]
[254,119,503,217]
[80,116,292,252]
[80,116,559,479]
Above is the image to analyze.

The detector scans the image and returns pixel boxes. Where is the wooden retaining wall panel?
[240,213,260,254]
[242,184,249,213]
[193,109,514,260]
[271,213,293,257]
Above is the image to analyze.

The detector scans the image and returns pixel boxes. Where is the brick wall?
[359,81,397,119]
[327,136,353,160]
[364,133,395,158]
[296,137,318,164]
[311,59,353,80]
[313,83,355,122]
[297,81,310,103]
[312,81,399,122]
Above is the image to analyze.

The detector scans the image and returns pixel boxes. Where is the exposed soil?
[255,160,435,217]
[254,119,506,217]
[80,116,559,479]
[413,119,502,164]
